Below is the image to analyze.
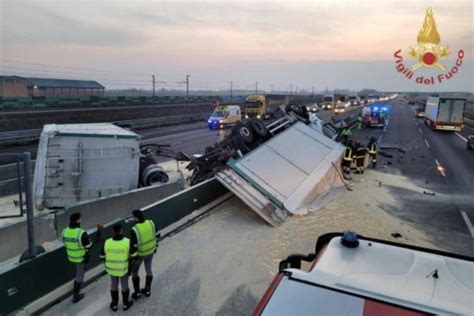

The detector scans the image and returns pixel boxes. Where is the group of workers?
[61,209,158,312]
[339,125,377,174]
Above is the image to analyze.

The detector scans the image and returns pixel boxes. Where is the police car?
[253,232,474,315]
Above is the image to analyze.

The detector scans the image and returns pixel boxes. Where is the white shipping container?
[425,97,465,123]
[33,123,141,209]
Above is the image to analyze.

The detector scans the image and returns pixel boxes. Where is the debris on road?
[379,151,393,158]
[391,232,403,238]
[423,191,436,196]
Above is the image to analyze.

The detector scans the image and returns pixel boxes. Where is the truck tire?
[231,134,250,155]
[232,122,254,144]
[249,118,268,137]
[142,165,169,186]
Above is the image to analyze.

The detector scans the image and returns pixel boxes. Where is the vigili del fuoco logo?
[393,7,465,85]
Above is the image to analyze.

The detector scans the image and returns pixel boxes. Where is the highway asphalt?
[350,99,474,257]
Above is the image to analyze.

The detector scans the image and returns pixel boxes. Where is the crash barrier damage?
[0,178,228,315]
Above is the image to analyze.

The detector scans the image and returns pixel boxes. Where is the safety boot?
[122,290,134,311]
[141,275,153,297]
[72,282,84,303]
[110,291,119,312]
[132,277,142,300]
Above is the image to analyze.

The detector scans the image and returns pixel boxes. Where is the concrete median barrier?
[0,178,184,264]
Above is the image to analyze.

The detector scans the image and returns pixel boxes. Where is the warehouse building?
[0,76,105,97]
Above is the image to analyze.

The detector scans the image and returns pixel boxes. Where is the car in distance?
[467,134,474,150]
[416,107,425,118]
[208,105,242,129]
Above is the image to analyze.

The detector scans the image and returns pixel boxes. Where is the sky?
[0,0,473,92]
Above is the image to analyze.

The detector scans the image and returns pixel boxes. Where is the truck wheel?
[249,118,268,137]
[232,122,254,144]
[142,165,169,186]
[232,134,250,155]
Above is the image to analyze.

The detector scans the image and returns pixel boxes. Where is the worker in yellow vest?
[130,209,158,300]
[339,127,352,145]
[61,212,92,303]
[367,137,378,168]
[100,224,137,312]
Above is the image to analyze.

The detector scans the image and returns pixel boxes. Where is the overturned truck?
[186,105,346,226]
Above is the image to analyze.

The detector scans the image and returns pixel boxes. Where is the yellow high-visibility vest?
[343,148,353,161]
[368,143,377,154]
[62,227,87,263]
[132,220,157,257]
[104,238,130,277]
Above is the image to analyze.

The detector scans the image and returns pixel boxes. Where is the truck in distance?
[348,94,360,106]
[208,105,242,129]
[424,97,466,131]
[367,94,379,103]
[321,94,335,110]
[244,94,289,119]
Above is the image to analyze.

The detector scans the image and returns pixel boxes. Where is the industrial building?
[0,76,105,97]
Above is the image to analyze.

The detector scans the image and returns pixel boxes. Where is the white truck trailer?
[424,97,466,131]
[33,123,168,209]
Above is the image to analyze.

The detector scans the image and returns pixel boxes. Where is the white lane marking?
[455,132,467,143]
[424,139,430,148]
[0,177,21,185]
[460,211,474,237]
[0,160,36,169]
[418,128,423,134]
[434,159,446,177]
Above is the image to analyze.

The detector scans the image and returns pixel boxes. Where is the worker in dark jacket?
[354,141,367,174]
[100,224,137,312]
[341,140,354,174]
[130,209,159,299]
[61,212,92,303]
[367,137,378,168]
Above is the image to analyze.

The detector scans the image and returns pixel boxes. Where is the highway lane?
[351,99,474,256]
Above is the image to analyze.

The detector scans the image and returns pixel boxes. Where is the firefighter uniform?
[354,144,367,174]
[131,211,158,299]
[368,141,377,168]
[101,225,137,312]
[342,146,353,174]
[62,213,92,303]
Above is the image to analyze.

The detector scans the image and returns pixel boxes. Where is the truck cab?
[244,95,289,119]
[348,94,359,106]
[208,105,241,129]
[321,95,335,110]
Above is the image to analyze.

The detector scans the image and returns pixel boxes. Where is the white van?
[208,105,242,129]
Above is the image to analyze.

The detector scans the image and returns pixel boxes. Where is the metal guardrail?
[0,113,209,146]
